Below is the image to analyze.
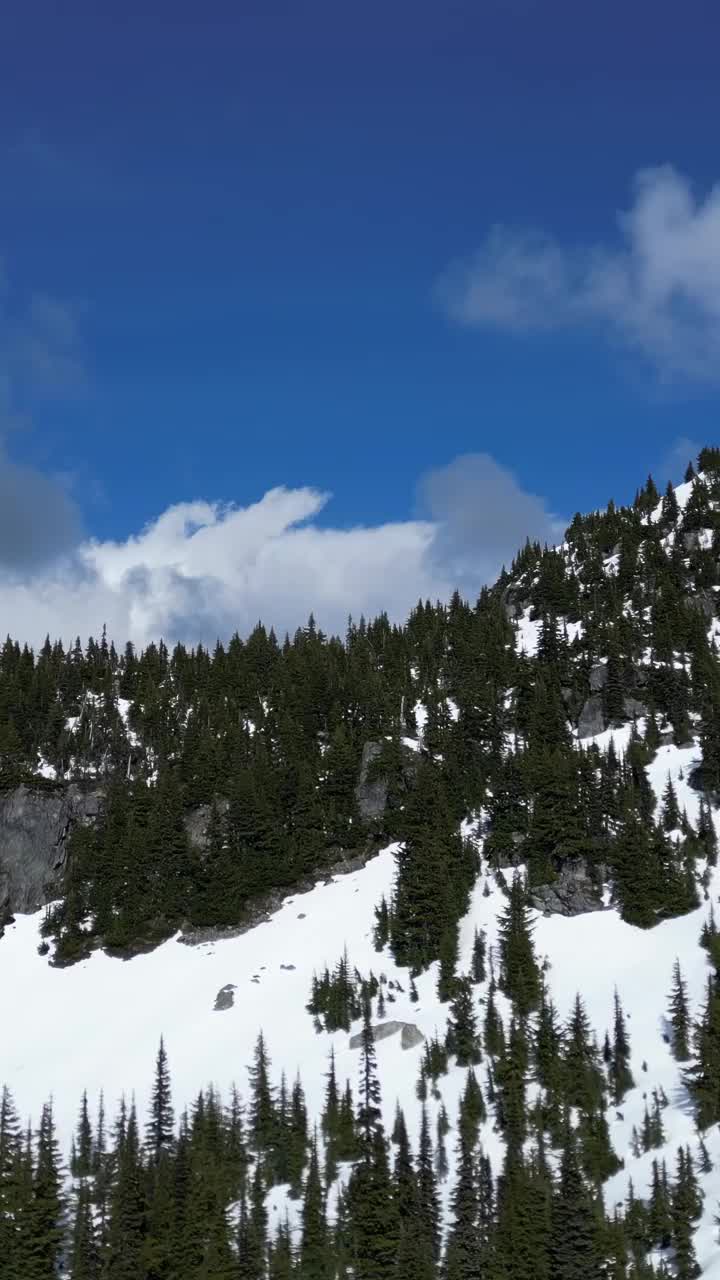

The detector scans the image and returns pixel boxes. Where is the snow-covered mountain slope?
[1,732,720,1271]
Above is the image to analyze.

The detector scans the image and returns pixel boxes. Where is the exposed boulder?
[355,742,388,821]
[184,798,230,853]
[213,983,236,1011]
[531,859,606,917]
[589,662,607,692]
[349,1020,424,1051]
[577,694,605,739]
[0,784,103,921]
[623,696,648,720]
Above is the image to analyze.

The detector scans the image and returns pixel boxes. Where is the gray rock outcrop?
[577,694,605,739]
[531,859,606,917]
[349,1020,424,1051]
[0,784,103,920]
[355,742,388,821]
[589,663,607,692]
[623,696,648,720]
[213,983,236,1011]
[184,798,230,853]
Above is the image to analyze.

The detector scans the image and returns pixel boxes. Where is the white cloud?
[0,458,562,649]
[438,166,720,380]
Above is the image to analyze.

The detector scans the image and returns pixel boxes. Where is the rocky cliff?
[0,784,104,923]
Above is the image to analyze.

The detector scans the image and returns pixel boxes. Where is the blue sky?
[1,0,719,644]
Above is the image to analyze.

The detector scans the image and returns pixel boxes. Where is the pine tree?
[459,1068,486,1147]
[0,1087,25,1280]
[445,975,482,1065]
[434,1109,449,1182]
[299,1138,329,1279]
[498,873,541,1015]
[72,1090,94,1179]
[356,1000,382,1157]
[495,1019,528,1157]
[648,1158,672,1249]
[471,927,487,984]
[146,1036,174,1163]
[686,975,720,1128]
[668,959,692,1061]
[550,1124,602,1280]
[417,1104,441,1265]
[393,1109,436,1280]
[104,1104,146,1280]
[671,1146,702,1279]
[287,1074,308,1197]
[484,977,505,1058]
[70,1181,102,1279]
[237,1164,267,1280]
[444,1121,480,1280]
[534,985,564,1138]
[268,1219,294,1280]
[609,989,634,1103]
[27,1100,65,1280]
[661,775,680,831]
[248,1032,278,1171]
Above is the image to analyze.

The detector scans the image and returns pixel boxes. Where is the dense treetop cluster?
[0,449,719,962]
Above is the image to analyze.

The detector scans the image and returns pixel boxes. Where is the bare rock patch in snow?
[348,1020,424,1051]
[213,984,236,1011]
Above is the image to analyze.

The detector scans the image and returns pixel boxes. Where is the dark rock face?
[348,1020,424,1051]
[623,696,648,720]
[577,694,605,739]
[184,799,229,854]
[213,983,236,1011]
[0,785,103,919]
[589,663,608,692]
[531,859,606,917]
[355,742,388,821]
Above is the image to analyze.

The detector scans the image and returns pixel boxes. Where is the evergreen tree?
[445,975,482,1066]
[104,1104,146,1280]
[550,1125,602,1280]
[443,1121,480,1280]
[671,1146,702,1280]
[668,959,692,1061]
[248,1032,278,1172]
[686,975,720,1128]
[70,1181,102,1280]
[498,873,541,1015]
[146,1036,174,1163]
[609,988,634,1103]
[417,1104,441,1265]
[299,1138,329,1279]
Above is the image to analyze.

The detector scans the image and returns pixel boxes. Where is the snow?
[2,744,720,1266]
[516,608,541,656]
[412,701,428,737]
[35,756,58,781]
[117,696,140,747]
[649,476,696,524]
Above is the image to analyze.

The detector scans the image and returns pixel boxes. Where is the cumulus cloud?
[0,457,563,649]
[438,166,720,380]
[419,452,563,581]
[0,449,82,571]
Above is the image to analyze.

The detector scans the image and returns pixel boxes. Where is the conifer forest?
[4,450,720,1276]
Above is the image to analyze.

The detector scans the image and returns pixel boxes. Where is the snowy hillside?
[1,731,720,1272]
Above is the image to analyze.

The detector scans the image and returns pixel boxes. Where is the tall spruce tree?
[668,959,692,1061]
[146,1036,174,1163]
[498,873,541,1016]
